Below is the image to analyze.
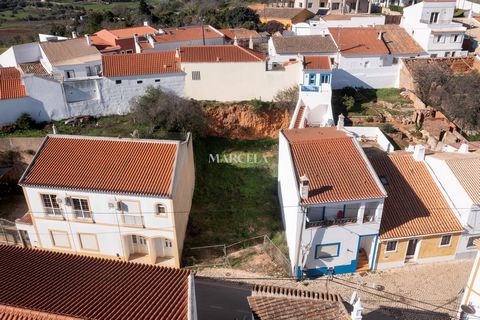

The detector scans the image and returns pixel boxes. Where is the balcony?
[419,19,453,25]
[121,214,144,227]
[301,85,319,92]
[306,216,358,228]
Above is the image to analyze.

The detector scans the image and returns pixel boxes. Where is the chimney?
[377,31,384,40]
[233,35,238,46]
[337,113,345,130]
[249,35,254,50]
[350,292,364,320]
[71,31,78,39]
[143,21,149,26]
[175,48,180,59]
[147,33,155,47]
[299,175,309,200]
[52,124,57,135]
[85,34,91,46]
[458,143,469,153]
[413,144,426,161]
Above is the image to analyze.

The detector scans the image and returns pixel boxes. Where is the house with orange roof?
[15,134,195,268]
[180,45,301,101]
[91,24,161,54]
[329,25,427,88]
[278,126,387,277]
[425,151,480,259]
[368,146,464,270]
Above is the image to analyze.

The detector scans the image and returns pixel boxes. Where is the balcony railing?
[301,85,319,92]
[45,208,64,218]
[420,19,453,25]
[306,216,358,228]
[121,214,144,227]
[73,210,92,220]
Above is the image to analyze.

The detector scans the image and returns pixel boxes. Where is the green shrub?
[454,9,464,17]
[342,95,355,112]
[15,113,35,130]
[380,123,397,134]
[249,99,274,113]
[389,5,403,13]
[366,116,374,123]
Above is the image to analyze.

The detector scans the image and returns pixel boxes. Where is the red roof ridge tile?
[252,284,343,302]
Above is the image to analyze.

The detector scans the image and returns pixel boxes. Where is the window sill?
[44,215,65,221]
[73,217,94,223]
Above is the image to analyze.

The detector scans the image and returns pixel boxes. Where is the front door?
[405,239,419,261]
[163,238,174,257]
[131,235,148,254]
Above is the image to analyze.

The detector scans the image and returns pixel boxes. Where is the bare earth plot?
[198,259,474,320]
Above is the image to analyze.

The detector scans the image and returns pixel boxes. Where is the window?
[299,2,303,7]
[78,233,99,251]
[65,70,75,79]
[467,236,480,248]
[165,239,173,247]
[379,175,389,186]
[308,73,315,85]
[155,79,160,82]
[307,2,313,8]
[155,204,167,217]
[434,35,445,44]
[440,235,452,246]
[320,74,329,84]
[116,80,122,84]
[315,243,340,259]
[126,49,133,53]
[385,240,397,252]
[41,194,62,216]
[429,12,439,24]
[392,57,399,65]
[332,2,339,9]
[430,53,438,58]
[192,71,201,80]
[137,80,143,84]
[72,198,91,219]
[50,230,70,248]
[86,66,94,77]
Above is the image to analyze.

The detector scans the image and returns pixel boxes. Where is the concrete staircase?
[356,249,370,272]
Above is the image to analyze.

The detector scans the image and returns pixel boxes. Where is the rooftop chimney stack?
[85,34,91,46]
[378,31,384,40]
[249,35,253,50]
[413,144,426,161]
[299,175,309,200]
[175,48,180,59]
[144,21,149,26]
[71,31,78,39]
[337,113,345,130]
[233,35,238,46]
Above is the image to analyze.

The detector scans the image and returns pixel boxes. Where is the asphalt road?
[195,278,253,320]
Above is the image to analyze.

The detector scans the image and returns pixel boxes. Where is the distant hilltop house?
[15,134,195,268]
[400,0,468,57]
[266,0,374,15]
[254,6,316,29]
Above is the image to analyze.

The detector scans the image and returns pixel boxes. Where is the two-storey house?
[401,0,468,57]
[290,55,334,128]
[425,151,480,259]
[368,146,464,270]
[15,134,195,268]
[278,127,387,278]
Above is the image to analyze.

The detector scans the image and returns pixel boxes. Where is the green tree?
[139,0,151,15]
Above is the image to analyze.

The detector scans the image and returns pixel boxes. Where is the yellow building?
[367,149,463,270]
[253,6,315,30]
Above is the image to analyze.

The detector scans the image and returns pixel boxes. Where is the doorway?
[131,235,148,255]
[405,239,419,262]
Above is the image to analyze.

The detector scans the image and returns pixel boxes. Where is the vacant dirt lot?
[198,258,474,320]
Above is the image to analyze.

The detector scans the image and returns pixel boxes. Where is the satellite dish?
[461,304,476,314]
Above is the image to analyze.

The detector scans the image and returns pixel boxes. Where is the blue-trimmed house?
[278,126,387,278]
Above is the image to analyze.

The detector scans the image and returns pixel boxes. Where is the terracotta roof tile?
[329,27,389,56]
[283,127,386,204]
[219,28,262,40]
[40,38,101,66]
[445,154,480,203]
[368,152,463,239]
[0,305,79,320]
[256,7,315,20]
[374,25,426,55]
[179,45,266,62]
[154,25,224,43]
[20,135,179,197]
[271,35,338,54]
[102,51,180,77]
[0,67,26,100]
[107,25,159,38]
[0,245,191,320]
[248,285,350,320]
[304,56,331,70]
[18,63,48,76]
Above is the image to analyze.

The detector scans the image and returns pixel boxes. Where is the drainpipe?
[295,205,307,279]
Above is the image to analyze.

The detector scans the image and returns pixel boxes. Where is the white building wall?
[278,132,303,273]
[456,0,480,14]
[21,185,177,259]
[183,61,300,101]
[0,42,42,67]
[344,126,394,152]
[323,16,386,28]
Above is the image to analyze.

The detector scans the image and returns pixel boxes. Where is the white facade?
[182,60,301,101]
[292,15,386,35]
[16,135,195,268]
[401,0,468,57]
[425,154,480,259]
[456,0,480,15]
[0,42,42,67]
[278,130,386,277]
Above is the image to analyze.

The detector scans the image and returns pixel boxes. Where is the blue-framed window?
[320,74,330,84]
[308,73,316,85]
[315,243,340,259]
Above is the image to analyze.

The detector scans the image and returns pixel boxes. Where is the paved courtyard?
[198,258,475,320]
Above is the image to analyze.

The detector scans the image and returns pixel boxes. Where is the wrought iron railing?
[306,216,358,228]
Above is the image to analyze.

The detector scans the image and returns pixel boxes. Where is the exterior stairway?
[356,249,370,272]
